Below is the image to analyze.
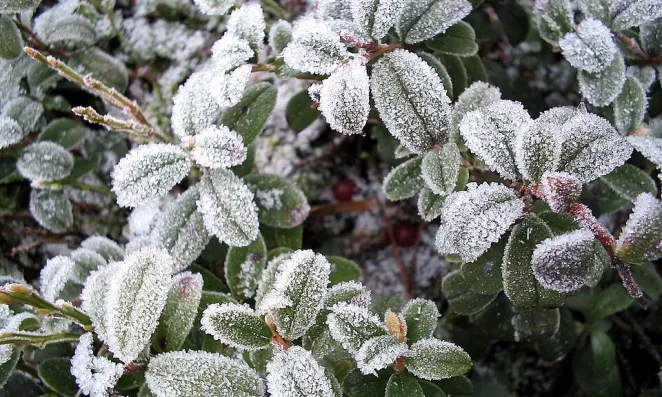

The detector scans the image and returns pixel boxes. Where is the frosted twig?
[0,331,80,346]
[612,257,647,309]
[72,106,152,142]
[615,32,662,66]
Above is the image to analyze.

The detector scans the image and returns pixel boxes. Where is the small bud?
[384,311,407,343]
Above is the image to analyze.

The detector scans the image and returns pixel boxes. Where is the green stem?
[0,331,81,347]
[39,179,116,199]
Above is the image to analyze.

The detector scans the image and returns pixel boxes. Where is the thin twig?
[613,257,647,309]
[615,32,662,66]
[15,23,70,57]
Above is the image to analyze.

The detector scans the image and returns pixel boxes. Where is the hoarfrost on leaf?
[155,272,203,351]
[325,281,372,308]
[451,81,502,137]
[396,0,472,44]
[628,136,662,168]
[558,19,616,73]
[578,52,626,107]
[29,189,73,233]
[70,248,107,283]
[39,256,77,303]
[318,63,370,136]
[193,0,234,15]
[209,64,253,109]
[210,34,254,72]
[226,4,266,53]
[326,302,386,353]
[191,125,247,169]
[17,141,74,182]
[610,0,662,31]
[533,0,574,43]
[614,76,647,134]
[171,71,220,139]
[268,20,293,54]
[351,0,407,39]
[540,172,582,213]
[0,116,25,150]
[70,333,124,397]
[282,18,350,75]
[80,236,124,263]
[201,303,272,350]
[266,346,336,397]
[421,142,461,196]
[406,338,472,380]
[81,265,117,343]
[615,192,662,263]
[316,0,353,20]
[355,335,409,375]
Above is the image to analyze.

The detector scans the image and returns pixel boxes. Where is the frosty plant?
[0,0,661,394]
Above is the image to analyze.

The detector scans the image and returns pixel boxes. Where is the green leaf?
[383,156,424,200]
[591,179,629,214]
[442,270,498,315]
[386,373,425,397]
[578,53,626,107]
[231,142,255,178]
[461,237,505,295]
[533,0,573,43]
[3,96,44,134]
[262,224,303,250]
[439,54,468,99]
[417,53,453,100]
[421,142,460,196]
[533,307,577,361]
[0,16,22,60]
[138,383,155,397]
[0,0,40,13]
[343,368,392,397]
[0,372,44,397]
[418,380,446,397]
[327,303,387,353]
[38,119,88,149]
[418,187,446,221]
[461,55,488,84]
[588,284,634,321]
[29,189,73,233]
[190,264,229,293]
[0,348,18,389]
[434,376,473,396]
[286,89,320,133]
[599,164,656,203]
[37,357,78,397]
[244,173,310,228]
[154,272,203,352]
[201,302,272,350]
[493,1,530,46]
[327,256,362,285]
[590,328,616,374]
[614,76,647,134]
[632,263,662,301]
[572,344,621,397]
[511,307,560,342]
[225,233,267,300]
[407,338,472,380]
[425,21,478,57]
[70,48,129,92]
[396,0,472,44]
[402,298,439,344]
[502,215,564,308]
[27,62,60,97]
[220,82,277,145]
[615,193,662,264]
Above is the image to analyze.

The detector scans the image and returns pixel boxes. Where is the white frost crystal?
[111,143,192,208]
[210,34,254,72]
[532,229,596,292]
[81,265,117,343]
[197,169,259,247]
[209,64,253,108]
[540,171,582,213]
[283,18,350,75]
[616,192,662,262]
[266,346,336,397]
[460,100,532,180]
[421,142,461,196]
[578,53,626,107]
[146,350,265,397]
[451,81,502,137]
[105,247,173,363]
[191,125,247,169]
[81,236,124,263]
[351,0,407,39]
[268,20,293,54]
[559,19,616,73]
[318,63,370,136]
[406,338,471,380]
[171,71,220,139]
[628,136,662,168]
[0,116,25,149]
[396,0,472,44]
[326,302,386,353]
[40,256,76,302]
[156,272,203,351]
[355,335,409,375]
[193,0,234,15]
[71,333,124,397]
[371,49,452,154]
[17,141,74,182]
[201,303,272,350]
[226,4,266,52]
[436,183,525,262]
[611,0,662,31]
[325,281,372,308]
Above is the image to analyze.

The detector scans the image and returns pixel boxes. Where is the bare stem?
[615,32,662,66]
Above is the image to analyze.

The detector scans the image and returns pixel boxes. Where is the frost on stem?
[201,302,272,350]
[396,0,472,44]
[226,4,266,54]
[105,247,173,363]
[351,0,407,40]
[459,99,532,180]
[39,256,77,303]
[326,302,386,353]
[70,333,124,397]
[266,346,337,397]
[371,49,452,154]
[559,19,616,74]
[317,63,370,136]
[616,192,662,263]
[283,18,350,75]
[0,116,25,149]
[111,143,192,208]
[17,141,74,182]
[193,0,234,15]
[190,125,247,169]
[171,71,220,139]
[146,350,265,397]
[355,335,409,375]
[436,183,525,263]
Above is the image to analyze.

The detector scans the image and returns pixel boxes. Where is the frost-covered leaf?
[316,0,353,19]
[614,76,647,134]
[70,48,129,92]
[356,335,409,375]
[442,270,498,314]
[407,338,472,380]
[627,65,656,90]
[269,20,292,54]
[615,192,662,263]
[209,65,253,108]
[533,0,574,43]
[225,233,267,300]
[540,171,583,213]
[30,189,73,233]
[0,0,40,13]
[171,71,220,139]
[17,142,73,182]
[198,169,259,246]
[600,164,657,203]
[70,248,107,283]
[459,99,532,180]
[628,136,662,168]
[436,183,525,262]
[578,53,626,107]
[326,302,386,353]
[191,125,247,169]
[396,0,472,44]
[610,0,662,31]
[424,21,478,57]
[34,12,96,48]
[255,251,292,308]
[318,63,370,136]
[421,142,460,196]
[244,173,310,229]
[0,16,22,60]
[193,0,234,15]
[210,34,253,73]
[559,19,616,73]
[220,82,278,145]
[451,81,501,138]
[577,0,611,21]
[417,187,446,221]
[386,373,424,397]
[81,265,116,343]
[201,302,271,350]
[512,307,560,342]
[146,350,264,397]
[0,116,24,150]
[641,19,662,57]
[283,18,350,75]
[325,281,371,308]
[351,0,406,39]
[417,53,454,100]
[371,50,452,154]
[556,111,632,183]
[81,236,124,263]
[532,229,600,293]
[460,237,505,295]
[266,346,337,397]
[154,272,203,352]
[71,333,124,397]
[40,256,77,303]
[402,298,439,344]
[106,247,173,363]
[226,4,266,54]
[111,144,191,208]
[383,156,424,201]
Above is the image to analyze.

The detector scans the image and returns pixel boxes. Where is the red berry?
[334,178,357,202]
[393,222,417,247]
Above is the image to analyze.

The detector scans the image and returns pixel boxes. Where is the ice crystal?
[611,0,662,31]
[146,350,265,397]
[105,247,173,363]
[616,193,662,262]
[407,338,471,380]
[123,19,206,62]
[318,63,370,135]
[226,4,266,53]
[209,64,253,108]
[614,76,647,134]
[460,100,532,180]
[355,335,409,375]
[436,183,525,262]
[171,71,220,139]
[283,18,350,75]
[151,188,210,271]
[157,272,203,351]
[0,116,25,150]
[371,49,452,154]
[210,34,254,72]
[578,53,626,107]
[17,141,74,182]
[451,81,502,137]
[515,107,568,182]
[269,20,293,54]
[193,0,234,15]
[80,236,124,263]
[396,0,472,44]
[111,143,192,208]
[628,136,662,168]
[351,0,406,39]
[532,229,596,292]
[191,125,247,169]
[197,169,259,247]
[540,172,582,213]
[81,265,116,343]
[40,256,76,303]
[325,281,372,308]
[326,302,386,353]
[266,346,336,397]
[70,333,124,397]
[559,19,616,73]
[201,302,272,350]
